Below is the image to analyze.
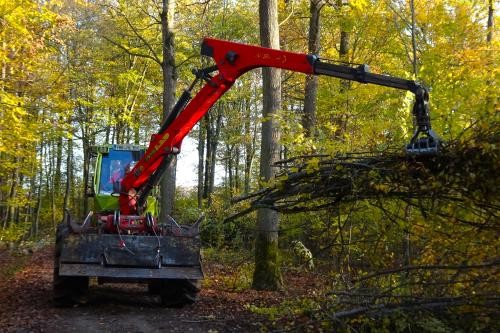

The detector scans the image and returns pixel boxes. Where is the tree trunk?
[54,134,63,195]
[33,151,43,237]
[487,0,494,43]
[28,156,37,237]
[63,138,73,213]
[47,142,56,229]
[234,145,240,193]
[253,0,283,291]
[207,112,222,206]
[201,107,223,205]
[226,144,233,195]
[0,43,5,223]
[339,32,349,60]
[203,114,212,199]
[82,135,91,217]
[132,62,149,145]
[3,162,19,229]
[485,0,494,112]
[197,123,205,209]
[409,0,418,76]
[302,0,322,138]
[159,0,177,220]
[15,173,23,225]
[336,0,350,136]
[105,110,111,144]
[244,97,256,195]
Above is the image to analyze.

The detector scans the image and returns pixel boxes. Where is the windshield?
[99,149,143,194]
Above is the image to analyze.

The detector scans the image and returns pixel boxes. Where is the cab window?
[99,150,143,194]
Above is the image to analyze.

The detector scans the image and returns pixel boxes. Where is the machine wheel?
[53,223,89,307]
[160,279,201,307]
[147,281,162,295]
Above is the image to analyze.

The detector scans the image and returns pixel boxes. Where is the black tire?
[160,279,201,307]
[147,281,162,295]
[53,223,89,307]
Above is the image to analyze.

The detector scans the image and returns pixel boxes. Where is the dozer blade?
[58,233,203,280]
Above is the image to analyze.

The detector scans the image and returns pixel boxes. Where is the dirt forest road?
[0,248,288,333]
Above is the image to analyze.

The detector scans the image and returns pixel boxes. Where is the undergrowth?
[202,247,254,291]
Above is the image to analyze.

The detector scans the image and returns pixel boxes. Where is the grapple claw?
[406,129,441,157]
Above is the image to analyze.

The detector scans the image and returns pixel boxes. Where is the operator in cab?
[109,160,124,193]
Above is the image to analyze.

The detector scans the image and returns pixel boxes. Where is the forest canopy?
[0,0,498,330]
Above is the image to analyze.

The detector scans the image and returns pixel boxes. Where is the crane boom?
[119,38,441,214]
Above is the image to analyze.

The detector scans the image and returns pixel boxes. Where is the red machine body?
[100,214,157,234]
[119,38,316,215]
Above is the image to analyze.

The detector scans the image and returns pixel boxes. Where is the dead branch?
[352,260,500,283]
[232,120,499,223]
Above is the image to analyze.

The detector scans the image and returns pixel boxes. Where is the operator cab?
[99,148,142,194]
[91,144,145,212]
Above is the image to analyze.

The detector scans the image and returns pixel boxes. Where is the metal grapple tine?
[406,129,441,156]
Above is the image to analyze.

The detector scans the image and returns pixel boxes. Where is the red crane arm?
[119,38,314,214]
[119,37,440,214]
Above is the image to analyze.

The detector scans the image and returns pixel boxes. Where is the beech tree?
[158,0,177,218]
[302,0,324,138]
[252,0,283,291]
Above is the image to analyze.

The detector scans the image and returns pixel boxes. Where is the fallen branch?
[328,298,499,319]
[352,260,500,283]
[231,120,499,222]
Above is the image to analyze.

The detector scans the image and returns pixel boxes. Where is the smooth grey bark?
[485,1,494,112]
[338,0,350,61]
[63,137,73,213]
[234,145,240,192]
[3,159,19,228]
[202,110,222,206]
[203,115,212,199]
[197,123,205,209]
[33,162,43,237]
[335,0,350,136]
[159,0,177,220]
[244,95,257,195]
[226,143,233,195]
[81,131,92,218]
[201,107,223,205]
[253,0,283,291]
[402,2,416,273]
[403,205,412,279]
[302,0,323,138]
[208,112,222,206]
[55,134,63,195]
[49,142,56,228]
[410,0,418,76]
[27,155,37,236]
[487,0,493,43]
[0,43,5,224]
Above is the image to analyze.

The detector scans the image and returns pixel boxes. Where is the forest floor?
[0,247,328,333]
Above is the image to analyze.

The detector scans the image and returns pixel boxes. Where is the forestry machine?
[54,38,441,307]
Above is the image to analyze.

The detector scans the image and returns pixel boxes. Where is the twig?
[353,261,500,283]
